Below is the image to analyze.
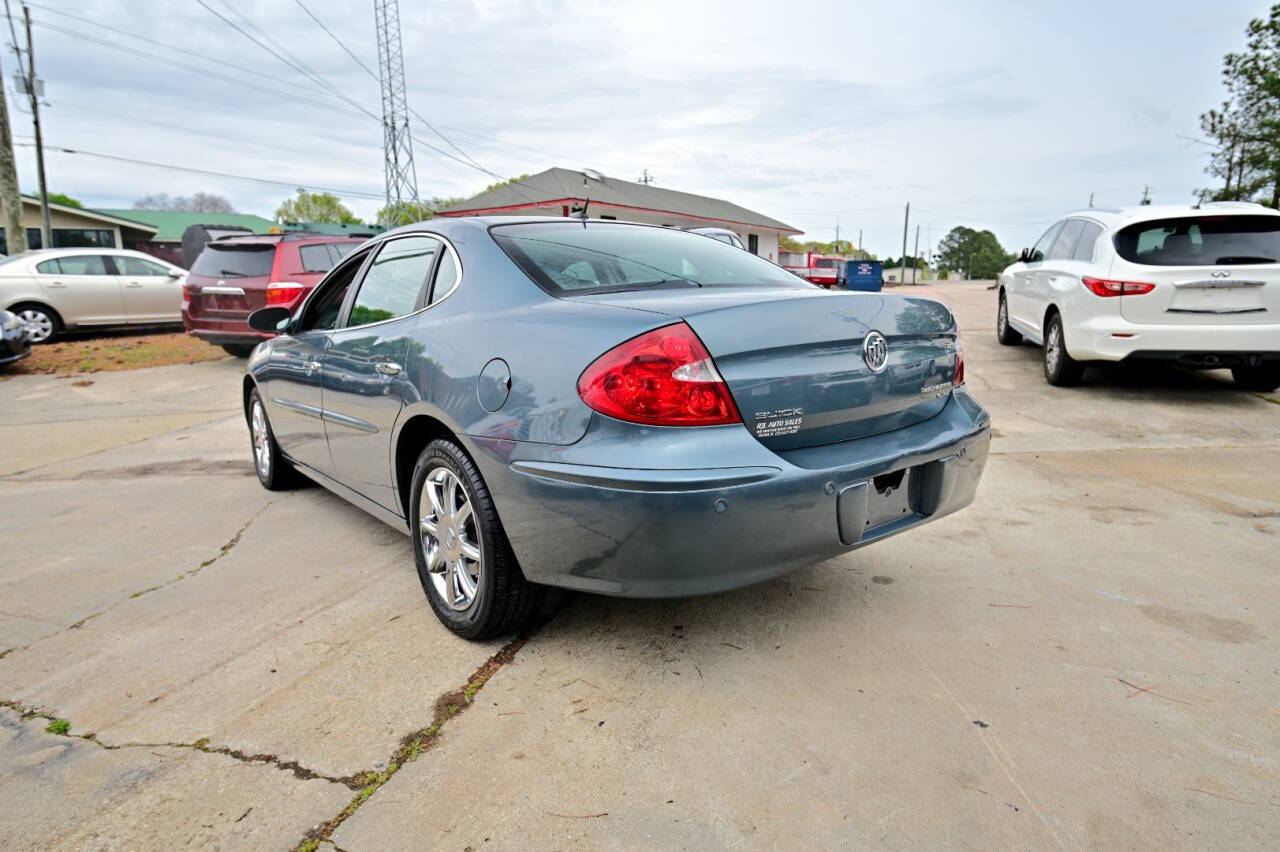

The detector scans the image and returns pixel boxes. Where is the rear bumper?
[470,389,990,598]
[1069,315,1280,361]
[183,305,274,346]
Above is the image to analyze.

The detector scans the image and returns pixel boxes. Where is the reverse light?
[577,322,741,426]
[954,334,965,386]
[1082,277,1155,297]
[265,281,305,306]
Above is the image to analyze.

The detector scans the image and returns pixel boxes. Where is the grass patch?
[45,719,70,735]
[5,330,225,377]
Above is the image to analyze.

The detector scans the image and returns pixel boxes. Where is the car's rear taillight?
[1082,277,1155,297]
[181,283,190,302]
[577,322,741,426]
[954,334,965,386]
[265,282,305,306]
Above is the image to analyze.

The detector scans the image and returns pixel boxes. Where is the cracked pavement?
[2,286,1278,850]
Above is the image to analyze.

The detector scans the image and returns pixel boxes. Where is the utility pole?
[21,4,48,249]
[835,217,840,253]
[638,168,654,186]
[0,49,25,255]
[899,202,909,287]
[374,0,419,226]
[1140,185,1151,205]
[911,224,920,285]
[857,229,862,256]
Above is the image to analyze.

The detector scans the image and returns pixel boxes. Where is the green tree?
[47,192,82,208]
[374,196,468,226]
[935,226,1014,279]
[1201,5,1280,205]
[484,173,530,193]
[275,190,362,225]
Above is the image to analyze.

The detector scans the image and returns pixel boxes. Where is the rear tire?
[996,291,1022,345]
[222,343,257,357]
[410,438,542,640]
[1043,312,1085,386]
[247,388,300,490]
[12,303,61,344]
[1232,364,1280,392]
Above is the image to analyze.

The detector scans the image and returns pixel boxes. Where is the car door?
[1009,222,1064,331]
[116,255,183,323]
[1036,219,1086,312]
[34,254,127,325]
[323,234,444,510]
[262,248,371,474]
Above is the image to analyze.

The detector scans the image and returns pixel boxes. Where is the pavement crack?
[0,503,273,661]
[295,632,535,852]
[0,698,362,789]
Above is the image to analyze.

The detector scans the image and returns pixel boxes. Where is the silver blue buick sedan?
[242,218,990,638]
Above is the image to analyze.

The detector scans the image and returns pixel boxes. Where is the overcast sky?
[7,0,1266,257]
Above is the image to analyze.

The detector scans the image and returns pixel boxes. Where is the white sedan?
[0,248,187,343]
[997,202,1280,390]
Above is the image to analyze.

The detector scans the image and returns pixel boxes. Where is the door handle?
[47,281,66,288]
[125,281,143,288]
[375,362,402,376]
[305,358,321,376]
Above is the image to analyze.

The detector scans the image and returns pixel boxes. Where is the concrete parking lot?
[1,283,1277,850]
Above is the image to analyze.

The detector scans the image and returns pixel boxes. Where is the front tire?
[996,291,1022,345]
[1043,312,1085,386]
[1232,364,1280,392]
[12,303,61,344]
[247,388,299,490]
[411,438,542,640]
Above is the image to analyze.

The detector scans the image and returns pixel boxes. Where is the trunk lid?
[185,242,276,319]
[572,287,959,450]
[1112,259,1280,325]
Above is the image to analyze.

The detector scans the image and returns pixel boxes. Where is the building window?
[748,234,759,254]
[1,227,116,252]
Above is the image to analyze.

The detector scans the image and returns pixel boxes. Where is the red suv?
[183,233,366,356]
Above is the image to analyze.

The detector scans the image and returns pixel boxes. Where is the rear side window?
[190,244,274,278]
[1115,215,1280,265]
[492,222,808,296]
[38,255,109,275]
[430,245,460,304]
[299,244,335,273]
[1048,220,1086,260]
[346,236,439,327]
[1072,222,1103,261]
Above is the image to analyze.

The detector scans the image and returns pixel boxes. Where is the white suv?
[996,202,1280,390]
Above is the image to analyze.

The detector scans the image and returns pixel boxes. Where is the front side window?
[120,256,171,276]
[1030,222,1064,263]
[346,236,439,327]
[492,222,810,296]
[1048,220,1086,261]
[297,249,370,332]
[1114,215,1280,266]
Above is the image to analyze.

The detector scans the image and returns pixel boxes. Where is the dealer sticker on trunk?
[753,408,804,438]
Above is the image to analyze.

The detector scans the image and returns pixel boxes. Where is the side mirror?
[1017,248,1031,263]
[247,306,293,333]
[167,269,182,279]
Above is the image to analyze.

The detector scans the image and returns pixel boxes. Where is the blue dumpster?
[844,260,883,292]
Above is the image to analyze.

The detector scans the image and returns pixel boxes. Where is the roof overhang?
[439,197,804,235]
[21,197,158,234]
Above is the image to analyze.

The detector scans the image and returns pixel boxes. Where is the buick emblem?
[1210,269,1231,278]
[863,331,889,373]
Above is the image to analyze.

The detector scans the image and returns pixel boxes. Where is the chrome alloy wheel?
[18,308,53,342]
[420,466,483,611]
[250,399,271,479]
[1045,322,1062,373]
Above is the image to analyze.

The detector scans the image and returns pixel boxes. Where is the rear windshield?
[190,243,275,278]
[1114,215,1280,266]
[491,222,809,296]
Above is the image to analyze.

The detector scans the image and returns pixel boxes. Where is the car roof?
[14,247,171,259]
[208,232,366,247]
[1055,201,1280,230]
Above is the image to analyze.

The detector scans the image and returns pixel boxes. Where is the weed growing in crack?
[44,719,70,735]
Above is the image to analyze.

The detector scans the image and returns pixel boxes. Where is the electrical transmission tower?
[374,0,419,225]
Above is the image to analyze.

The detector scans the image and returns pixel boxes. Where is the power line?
[293,0,378,80]
[15,141,385,199]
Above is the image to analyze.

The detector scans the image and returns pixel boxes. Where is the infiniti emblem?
[1210,270,1231,278]
[863,331,889,373]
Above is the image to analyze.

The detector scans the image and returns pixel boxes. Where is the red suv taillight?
[1082,277,1155,297]
[265,282,305,306]
[577,322,741,426]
